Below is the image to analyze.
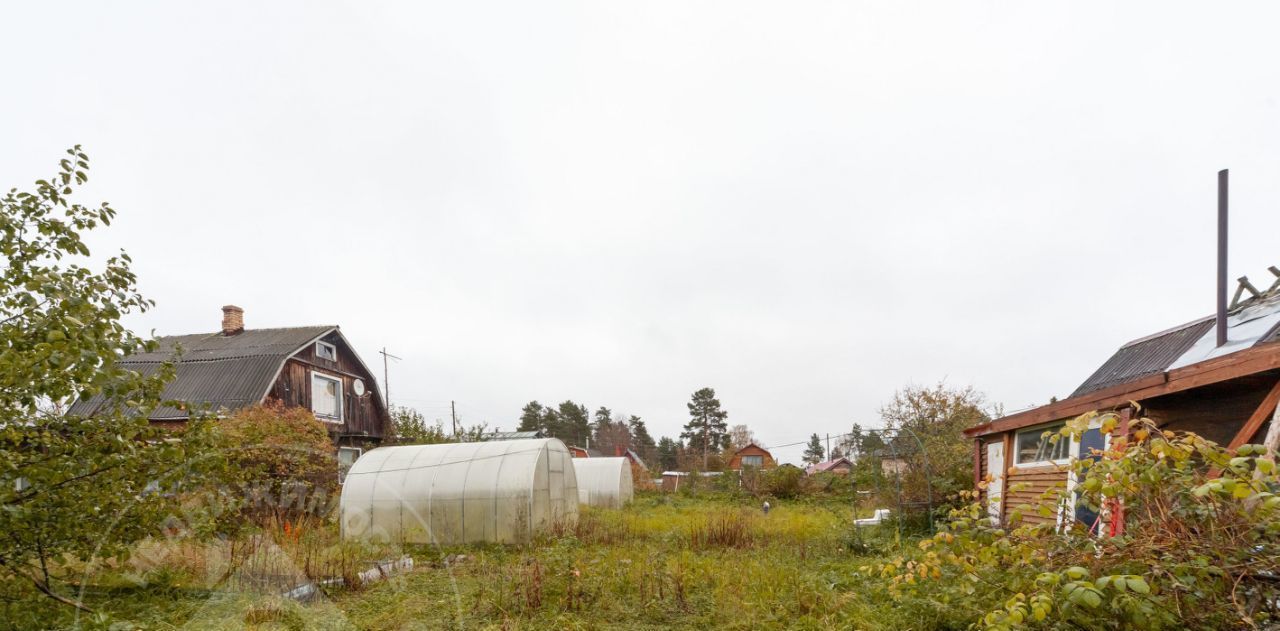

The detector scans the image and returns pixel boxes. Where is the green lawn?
[8,494,953,630]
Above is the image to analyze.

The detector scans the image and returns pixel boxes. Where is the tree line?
[511,387,775,473]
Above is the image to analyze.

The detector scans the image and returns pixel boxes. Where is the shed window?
[338,447,362,483]
[1015,422,1070,465]
[311,372,343,421]
[316,341,337,361]
[742,455,764,468]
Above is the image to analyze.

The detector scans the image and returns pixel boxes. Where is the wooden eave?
[967,340,1280,438]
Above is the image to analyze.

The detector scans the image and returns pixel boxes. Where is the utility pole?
[826,433,831,460]
[378,347,401,409]
[451,400,457,436]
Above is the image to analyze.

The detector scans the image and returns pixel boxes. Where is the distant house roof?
[805,457,853,475]
[68,326,339,420]
[623,448,648,470]
[862,432,919,459]
[1072,290,1280,397]
[571,445,649,469]
[483,430,544,441]
[732,442,772,456]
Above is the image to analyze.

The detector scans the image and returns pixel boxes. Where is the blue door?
[1074,428,1106,532]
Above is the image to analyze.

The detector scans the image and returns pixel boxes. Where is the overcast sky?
[5,2,1280,463]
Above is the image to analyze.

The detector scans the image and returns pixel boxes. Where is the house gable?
[728,443,776,470]
[267,329,390,442]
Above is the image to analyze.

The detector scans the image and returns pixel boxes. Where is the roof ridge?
[151,325,336,339]
[116,354,289,364]
[1120,315,1214,348]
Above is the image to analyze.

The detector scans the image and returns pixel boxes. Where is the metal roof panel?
[1070,318,1214,398]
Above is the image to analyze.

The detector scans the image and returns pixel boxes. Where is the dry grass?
[17,494,920,630]
[113,514,400,598]
[687,509,757,549]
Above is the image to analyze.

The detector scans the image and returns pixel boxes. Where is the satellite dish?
[353,379,366,396]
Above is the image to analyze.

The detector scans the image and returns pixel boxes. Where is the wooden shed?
[968,278,1280,532]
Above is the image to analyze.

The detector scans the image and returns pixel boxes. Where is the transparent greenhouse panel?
[571,457,633,509]
[339,438,578,545]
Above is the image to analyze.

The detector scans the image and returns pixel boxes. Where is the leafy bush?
[218,402,339,525]
[764,465,805,499]
[0,148,228,613]
[871,412,1280,630]
[878,383,992,510]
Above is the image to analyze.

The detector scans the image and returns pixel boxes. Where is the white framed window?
[338,447,362,483]
[316,341,338,361]
[1014,421,1071,465]
[311,372,343,422]
[742,455,764,468]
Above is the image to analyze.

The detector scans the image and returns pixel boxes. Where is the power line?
[757,426,903,451]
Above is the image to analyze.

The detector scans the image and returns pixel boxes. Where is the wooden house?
[70,306,391,466]
[571,444,651,490]
[727,443,776,470]
[869,438,917,477]
[967,274,1280,531]
[620,447,649,472]
[568,445,601,458]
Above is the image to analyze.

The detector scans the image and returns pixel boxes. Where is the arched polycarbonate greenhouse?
[339,438,578,545]
[571,457,634,508]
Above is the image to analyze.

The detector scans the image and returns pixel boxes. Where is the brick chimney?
[221,305,244,335]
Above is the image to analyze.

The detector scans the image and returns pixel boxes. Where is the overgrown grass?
[6,494,936,630]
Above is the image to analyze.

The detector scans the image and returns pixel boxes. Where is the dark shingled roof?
[1070,317,1216,398]
[68,326,335,420]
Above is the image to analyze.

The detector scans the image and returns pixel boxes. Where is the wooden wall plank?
[1227,379,1280,449]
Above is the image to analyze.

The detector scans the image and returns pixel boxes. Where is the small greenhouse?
[339,438,578,545]
[571,457,634,508]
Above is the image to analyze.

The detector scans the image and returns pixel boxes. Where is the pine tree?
[518,401,545,434]
[628,415,658,465]
[657,436,679,471]
[803,433,825,464]
[556,400,591,447]
[681,387,729,469]
[541,407,563,439]
[591,406,632,455]
[593,406,612,430]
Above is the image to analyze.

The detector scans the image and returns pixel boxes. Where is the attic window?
[311,372,343,422]
[742,455,764,468]
[316,341,337,361]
